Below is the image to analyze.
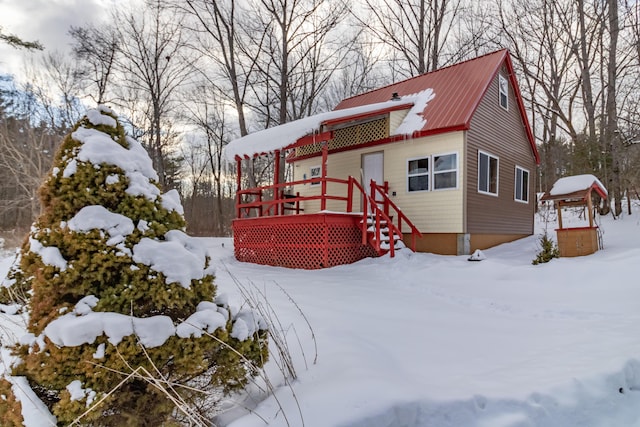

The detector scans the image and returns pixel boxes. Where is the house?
[225,49,540,269]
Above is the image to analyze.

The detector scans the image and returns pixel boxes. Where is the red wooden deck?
[233,212,378,269]
[231,140,422,269]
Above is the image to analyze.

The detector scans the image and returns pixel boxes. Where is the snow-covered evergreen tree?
[1,106,267,425]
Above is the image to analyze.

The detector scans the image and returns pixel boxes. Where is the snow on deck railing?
[235,177,347,218]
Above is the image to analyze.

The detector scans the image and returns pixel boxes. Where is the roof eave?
[504,54,540,164]
[591,183,608,199]
[540,183,608,202]
[287,125,469,162]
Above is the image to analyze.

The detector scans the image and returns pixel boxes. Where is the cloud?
[0,0,111,79]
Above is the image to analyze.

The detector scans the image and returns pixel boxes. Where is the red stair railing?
[369,180,423,253]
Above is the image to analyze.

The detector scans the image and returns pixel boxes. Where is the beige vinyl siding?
[293,131,465,233]
[293,154,357,213]
[293,160,323,213]
[389,109,410,134]
[384,132,464,232]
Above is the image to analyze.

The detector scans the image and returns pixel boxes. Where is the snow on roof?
[223,89,435,161]
[549,174,608,197]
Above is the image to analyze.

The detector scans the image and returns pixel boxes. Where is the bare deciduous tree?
[0,125,55,227]
[0,53,83,229]
[241,0,352,125]
[179,84,236,235]
[69,25,119,104]
[495,0,580,190]
[606,0,622,216]
[113,0,195,190]
[320,35,386,110]
[180,0,264,190]
[20,52,84,133]
[250,0,353,184]
[182,0,258,137]
[0,79,60,229]
[355,0,468,78]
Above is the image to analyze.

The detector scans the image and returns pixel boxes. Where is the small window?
[408,157,429,192]
[433,153,458,190]
[499,75,508,110]
[515,166,529,203]
[478,151,499,195]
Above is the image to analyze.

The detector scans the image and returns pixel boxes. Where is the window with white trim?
[407,153,458,192]
[478,151,498,195]
[433,153,458,190]
[499,75,508,110]
[515,166,529,203]
[408,157,429,192]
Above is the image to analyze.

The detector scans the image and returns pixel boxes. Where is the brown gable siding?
[466,65,537,235]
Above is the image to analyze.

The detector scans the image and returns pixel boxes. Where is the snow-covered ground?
[2,206,640,426]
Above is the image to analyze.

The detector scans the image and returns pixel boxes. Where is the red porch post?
[274,149,281,215]
[235,156,242,218]
[321,140,328,211]
[347,176,354,212]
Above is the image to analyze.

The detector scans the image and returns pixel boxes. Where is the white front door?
[362,151,384,201]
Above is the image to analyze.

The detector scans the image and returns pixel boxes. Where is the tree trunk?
[576,0,597,143]
[606,0,622,217]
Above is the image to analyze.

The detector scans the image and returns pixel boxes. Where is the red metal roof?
[334,49,540,164]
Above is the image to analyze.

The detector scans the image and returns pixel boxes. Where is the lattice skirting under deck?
[232,213,378,269]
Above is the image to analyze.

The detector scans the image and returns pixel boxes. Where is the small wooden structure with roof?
[540,174,608,257]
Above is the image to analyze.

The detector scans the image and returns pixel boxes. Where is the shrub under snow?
[0,106,267,426]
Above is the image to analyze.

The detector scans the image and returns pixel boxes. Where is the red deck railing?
[235,176,422,254]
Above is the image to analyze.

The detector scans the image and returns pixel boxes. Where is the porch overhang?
[223,90,436,162]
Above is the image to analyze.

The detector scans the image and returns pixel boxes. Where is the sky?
[0,0,115,80]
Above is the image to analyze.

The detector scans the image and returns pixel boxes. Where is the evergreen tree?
[532,232,560,265]
[1,106,267,425]
[0,26,43,50]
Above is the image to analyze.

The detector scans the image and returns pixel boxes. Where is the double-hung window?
[478,151,498,195]
[515,166,529,203]
[433,153,458,190]
[408,157,429,191]
[408,153,458,192]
